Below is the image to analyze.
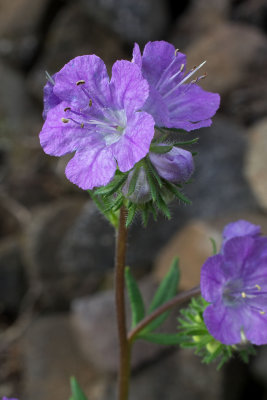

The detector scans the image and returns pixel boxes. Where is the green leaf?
[94,174,127,196]
[164,181,191,205]
[155,193,171,219]
[88,191,119,228]
[156,126,187,134]
[209,237,218,255]
[138,332,182,345]
[125,267,145,328]
[126,203,137,228]
[146,171,158,202]
[127,166,140,196]
[143,258,180,333]
[150,145,173,154]
[70,377,88,400]
[173,137,199,146]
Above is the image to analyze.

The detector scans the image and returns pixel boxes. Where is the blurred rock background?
[0,0,267,399]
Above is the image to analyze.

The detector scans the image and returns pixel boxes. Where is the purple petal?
[110,60,149,116]
[243,308,267,345]
[223,220,261,242]
[223,236,255,276]
[204,301,244,345]
[142,86,170,127]
[140,41,186,88]
[132,43,142,68]
[54,55,111,109]
[200,254,226,302]
[65,144,116,190]
[43,78,61,119]
[166,84,220,130]
[112,111,154,172]
[149,146,194,183]
[39,102,95,156]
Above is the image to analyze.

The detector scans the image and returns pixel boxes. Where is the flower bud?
[149,146,194,183]
[122,167,152,204]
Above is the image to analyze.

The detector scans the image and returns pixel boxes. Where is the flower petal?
[166,84,220,130]
[223,220,261,242]
[142,86,170,127]
[204,301,244,345]
[65,144,116,190]
[200,254,225,302]
[54,55,111,109]
[112,111,154,172]
[141,41,186,88]
[132,43,142,68]
[243,307,267,345]
[223,236,256,277]
[40,102,95,156]
[110,60,149,116]
[43,78,61,119]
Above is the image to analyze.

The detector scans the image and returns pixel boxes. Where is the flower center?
[223,279,267,315]
[61,105,127,146]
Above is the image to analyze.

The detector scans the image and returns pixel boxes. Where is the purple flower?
[201,231,267,345]
[40,55,155,190]
[42,73,61,120]
[149,146,194,183]
[2,397,18,400]
[222,220,261,246]
[132,41,220,131]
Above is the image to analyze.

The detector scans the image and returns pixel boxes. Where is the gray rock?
[80,0,169,43]
[22,314,99,400]
[0,238,27,313]
[28,2,127,102]
[22,199,99,309]
[71,276,177,372]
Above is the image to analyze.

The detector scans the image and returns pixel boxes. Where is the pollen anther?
[255,284,261,290]
[76,80,86,85]
[241,292,246,298]
[64,107,71,112]
[80,123,84,128]
[260,310,265,315]
[61,118,70,123]
[89,99,92,107]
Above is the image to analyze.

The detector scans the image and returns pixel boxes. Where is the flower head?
[201,221,267,345]
[40,55,155,190]
[132,41,220,131]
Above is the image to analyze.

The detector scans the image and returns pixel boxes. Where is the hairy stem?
[115,206,131,400]
[128,285,201,343]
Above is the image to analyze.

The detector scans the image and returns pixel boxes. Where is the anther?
[64,107,71,112]
[61,118,70,123]
[89,99,92,107]
[175,49,180,56]
[80,123,84,128]
[241,292,246,298]
[180,64,185,72]
[76,80,86,86]
[255,284,261,291]
[260,310,266,315]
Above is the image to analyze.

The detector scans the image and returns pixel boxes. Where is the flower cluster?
[39,41,220,221]
[201,220,267,345]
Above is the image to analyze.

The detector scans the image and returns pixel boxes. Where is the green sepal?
[173,137,199,146]
[156,126,188,134]
[70,377,88,400]
[88,191,119,228]
[138,332,182,345]
[155,193,171,219]
[209,237,218,255]
[126,203,137,228]
[94,173,127,196]
[150,144,173,154]
[125,266,145,328]
[142,257,180,333]
[164,181,192,205]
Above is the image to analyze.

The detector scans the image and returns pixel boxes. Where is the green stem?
[128,285,201,343]
[115,206,131,400]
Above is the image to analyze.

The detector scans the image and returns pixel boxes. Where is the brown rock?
[71,276,177,373]
[22,315,102,400]
[154,220,221,291]
[245,119,267,210]
[185,23,267,96]
[170,0,230,49]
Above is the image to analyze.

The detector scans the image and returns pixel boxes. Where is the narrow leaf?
[209,237,218,255]
[125,267,145,328]
[142,258,180,333]
[138,332,182,345]
[126,203,137,228]
[150,145,173,154]
[173,137,199,146]
[70,377,88,400]
[164,181,191,205]
[127,167,140,196]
